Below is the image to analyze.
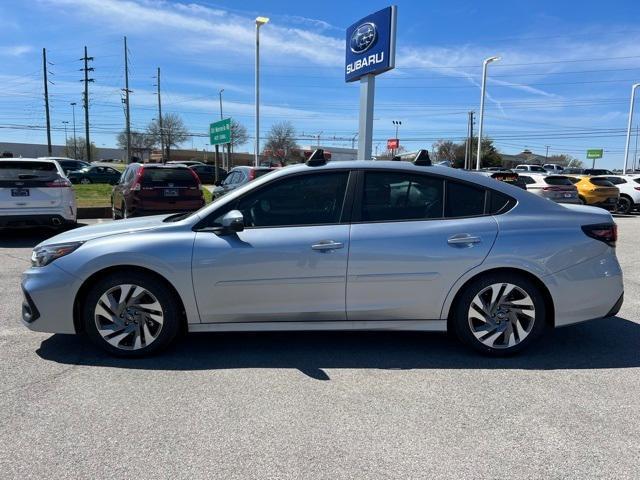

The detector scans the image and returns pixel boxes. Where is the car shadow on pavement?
[0,223,90,248]
[36,316,640,379]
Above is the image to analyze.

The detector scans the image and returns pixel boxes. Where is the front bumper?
[21,264,80,334]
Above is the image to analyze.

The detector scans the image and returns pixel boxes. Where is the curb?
[78,207,111,219]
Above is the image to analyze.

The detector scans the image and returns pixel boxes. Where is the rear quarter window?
[445,181,485,217]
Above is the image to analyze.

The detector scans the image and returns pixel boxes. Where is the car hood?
[36,215,172,247]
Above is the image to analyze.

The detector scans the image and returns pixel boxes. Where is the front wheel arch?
[73,265,187,335]
[445,267,555,333]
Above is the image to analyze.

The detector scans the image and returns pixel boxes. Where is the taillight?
[582,223,617,247]
[187,168,202,191]
[46,177,72,188]
[131,167,144,191]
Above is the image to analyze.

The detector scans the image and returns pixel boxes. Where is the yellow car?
[567,176,619,211]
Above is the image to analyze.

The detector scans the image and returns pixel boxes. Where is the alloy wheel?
[94,284,164,350]
[617,197,631,214]
[467,282,536,349]
[80,177,91,184]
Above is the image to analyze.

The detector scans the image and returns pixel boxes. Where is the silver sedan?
[21,158,623,357]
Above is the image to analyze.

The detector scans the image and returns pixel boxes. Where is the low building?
[0,141,124,161]
[500,150,548,169]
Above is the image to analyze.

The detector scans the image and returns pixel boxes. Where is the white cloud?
[0,45,33,56]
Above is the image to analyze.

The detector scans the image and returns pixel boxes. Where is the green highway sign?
[209,118,231,145]
[586,149,603,159]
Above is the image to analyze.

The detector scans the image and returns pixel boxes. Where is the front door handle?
[311,240,344,251]
[447,234,481,246]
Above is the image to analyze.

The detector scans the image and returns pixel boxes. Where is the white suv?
[517,173,580,204]
[0,158,77,228]
[598,175,640,214]
[514,164,548,174]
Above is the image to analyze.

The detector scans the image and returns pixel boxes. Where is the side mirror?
[221,210,244,233]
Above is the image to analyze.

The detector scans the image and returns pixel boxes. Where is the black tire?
[80,177,92,184]
[616,196,632,214]
[82,271,181,357]
[452,273,547,356]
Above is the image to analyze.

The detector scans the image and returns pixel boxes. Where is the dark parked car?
[584,169,615,176]
[43,158,91,175]
[189,164,227,185]
[111,163,205,219]
[212,166,274,197]
[67,165,122,184]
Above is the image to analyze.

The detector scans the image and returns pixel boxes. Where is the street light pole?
[623,83,640,174]
[255,16,269,167]
[219,88,226,170]
[476,56,501,170]
[70,102,78,159]
[62,121,69,146]
[392,120,401,156]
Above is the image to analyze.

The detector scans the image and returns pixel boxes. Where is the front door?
[346,170,500,321]
[192,170,353,323]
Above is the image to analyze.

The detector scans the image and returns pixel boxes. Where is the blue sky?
[1,0,640,169]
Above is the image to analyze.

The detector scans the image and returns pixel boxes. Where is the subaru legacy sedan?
[21,156,623,357]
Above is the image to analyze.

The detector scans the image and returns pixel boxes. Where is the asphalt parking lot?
[0,218,639,479]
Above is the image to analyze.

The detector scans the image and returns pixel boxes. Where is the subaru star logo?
[350,22,377,54]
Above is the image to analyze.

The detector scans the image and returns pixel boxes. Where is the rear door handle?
[447,234,481,246]
[311,240,344,251]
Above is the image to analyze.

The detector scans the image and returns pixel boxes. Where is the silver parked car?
[518,173,580,204]
[21,155,623,357]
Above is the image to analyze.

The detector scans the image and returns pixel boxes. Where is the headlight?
[31,242,83,267]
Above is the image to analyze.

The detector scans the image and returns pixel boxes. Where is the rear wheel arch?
[73,265,187,335]
[445,267,555,331]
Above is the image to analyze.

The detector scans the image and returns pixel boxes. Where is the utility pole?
[545,145,550,160]
[155,67,164,162]
[464,112,474,170]
[218,88,226,171]
[42,48,52,156]
[81,46,94,162]
[469,111,475,170]
[70,102,78,159]
[123,36,132,163]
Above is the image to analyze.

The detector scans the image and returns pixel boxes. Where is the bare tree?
[117,130,155,162]
[263,121,299,165]
[64,137,98,162]
[230,119,248,152]
[146,113,189,162]
[433,139,457,161]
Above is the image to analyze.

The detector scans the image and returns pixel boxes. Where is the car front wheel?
[80,177,91,184]
[82,272,181,357]
[452,273,547,356]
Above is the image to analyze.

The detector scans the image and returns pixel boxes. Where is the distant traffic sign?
[586,149,603,159]
[209,118,231,145]
[387,138,399,149]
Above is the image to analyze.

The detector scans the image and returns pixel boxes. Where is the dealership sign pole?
[586,148,603,169]
[346,6,397,160]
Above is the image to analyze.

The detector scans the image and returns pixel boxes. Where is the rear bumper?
[544,250,624,327]
[0,214,74,228]
[131,200,204,217]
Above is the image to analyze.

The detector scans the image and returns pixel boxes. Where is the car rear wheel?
[82,272,181,357]
[452,273,547,356]
[616,196,632,214]
[80,177,91,184]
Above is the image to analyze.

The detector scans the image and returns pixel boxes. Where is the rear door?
[0,160,62,210]
[346,170,500,321]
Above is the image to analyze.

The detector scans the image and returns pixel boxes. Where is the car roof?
[1,157,58,163]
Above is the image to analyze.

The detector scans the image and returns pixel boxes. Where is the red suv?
[111,163,205,219]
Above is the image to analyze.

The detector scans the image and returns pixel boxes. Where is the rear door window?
[445,181,486,217]
[361,172,444,222]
